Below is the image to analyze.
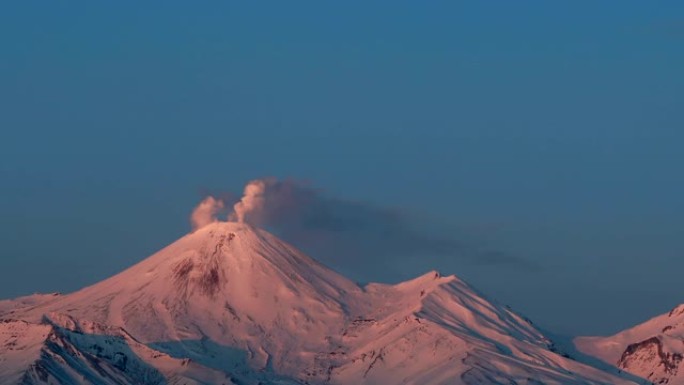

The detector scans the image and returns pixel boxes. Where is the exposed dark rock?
[619,336,683,383]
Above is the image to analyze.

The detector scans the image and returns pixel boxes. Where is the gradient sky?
[1,1,682,336]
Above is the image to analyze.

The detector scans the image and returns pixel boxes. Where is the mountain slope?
[1,222,639,384]
[576,304,684,384]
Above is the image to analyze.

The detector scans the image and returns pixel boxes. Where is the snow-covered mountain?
[576,304,684,384]
[0,222,639,384]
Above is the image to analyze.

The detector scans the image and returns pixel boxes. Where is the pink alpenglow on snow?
[0,221,638,385]
[576,304,684,384]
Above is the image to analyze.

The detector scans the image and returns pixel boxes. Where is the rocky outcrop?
[618,336,683,384]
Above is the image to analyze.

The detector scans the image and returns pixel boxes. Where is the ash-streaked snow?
[0,222,642,384]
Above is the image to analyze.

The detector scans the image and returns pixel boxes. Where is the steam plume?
[220,177,536,280]
[231,179,269,223]
[190,196,225,230]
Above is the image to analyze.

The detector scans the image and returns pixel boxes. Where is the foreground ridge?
[576,303,684,385]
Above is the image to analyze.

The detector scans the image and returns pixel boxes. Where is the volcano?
[0,222,639,384]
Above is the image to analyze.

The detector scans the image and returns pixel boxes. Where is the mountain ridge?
[0,222,642,384]
[576,303,684,384]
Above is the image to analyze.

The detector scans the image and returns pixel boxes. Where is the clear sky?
[1,1,682,336]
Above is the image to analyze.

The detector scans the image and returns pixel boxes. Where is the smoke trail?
[221,177,536,279]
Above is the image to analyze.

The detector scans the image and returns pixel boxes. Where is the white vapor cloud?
[190,177,537,281]
[190,196,225,231]
[230,179,270,223]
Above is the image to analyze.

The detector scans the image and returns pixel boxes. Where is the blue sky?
[1,1,682,335]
